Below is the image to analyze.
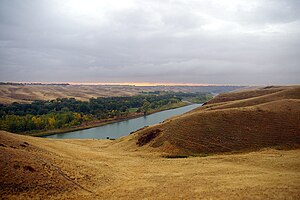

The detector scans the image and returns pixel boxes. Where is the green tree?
[141,100,150,115]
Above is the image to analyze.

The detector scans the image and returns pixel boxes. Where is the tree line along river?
[44,104,201,139]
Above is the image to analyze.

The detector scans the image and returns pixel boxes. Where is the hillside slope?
[1,131,300,199]
[125,86,300,155]
[0,132,84,197]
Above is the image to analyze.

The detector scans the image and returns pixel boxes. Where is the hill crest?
[121,86,300,155]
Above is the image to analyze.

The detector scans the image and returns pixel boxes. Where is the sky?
[0,0,299,85]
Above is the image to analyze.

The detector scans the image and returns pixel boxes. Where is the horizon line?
[1,81,252,86]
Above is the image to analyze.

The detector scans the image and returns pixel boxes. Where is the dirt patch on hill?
[136,128,162,146]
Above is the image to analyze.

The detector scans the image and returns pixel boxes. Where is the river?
[44,104,201,139]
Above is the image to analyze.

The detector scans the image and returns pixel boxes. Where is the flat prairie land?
[0,84,243,104]
[0,85,140,104]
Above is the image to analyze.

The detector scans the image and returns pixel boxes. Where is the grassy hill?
[125,86,300,155]
[1,86,299,199]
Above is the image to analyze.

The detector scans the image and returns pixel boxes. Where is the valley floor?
[1,132,299,199]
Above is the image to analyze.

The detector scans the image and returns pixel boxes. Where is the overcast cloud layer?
[0,0,299,84]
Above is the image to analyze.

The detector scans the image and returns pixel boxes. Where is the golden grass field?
[0,84,241,104]
[0,85,141,104]
[0,86,299,199]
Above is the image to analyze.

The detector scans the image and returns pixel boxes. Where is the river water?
[44,104,201,139]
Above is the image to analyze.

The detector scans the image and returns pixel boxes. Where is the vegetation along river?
[44,104,201,139]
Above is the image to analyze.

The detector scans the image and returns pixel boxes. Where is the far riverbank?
[32,101,191,137]
[43,103,201,139]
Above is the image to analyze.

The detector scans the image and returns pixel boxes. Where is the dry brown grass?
[0,85,141,103]
[1,131,300,199]
[206,85,286,104]
[128,86,300,155]
[0,84,242,104]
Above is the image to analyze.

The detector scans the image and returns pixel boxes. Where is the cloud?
[0,0,299,84]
